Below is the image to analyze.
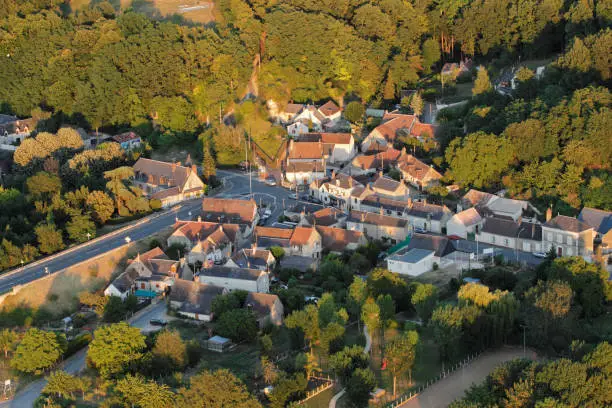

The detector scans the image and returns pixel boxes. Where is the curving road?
[0,200,203,296]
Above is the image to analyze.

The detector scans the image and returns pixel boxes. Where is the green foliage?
[472,67,492,95]
[385,330,419,391]
[88,322,146,377]
[11,328,63,374]
[116,374,174,408]
[268,373,308,408]
[0,329,18,359]
[345,367,377,407]
[43,370,89,402]
[34,223,65,255]
[446,132,515,188]
[103,295,127,323]
[344,101,365,123]
[411,283,438,323]
[367,268,410,310]
[330,345,370,385]
[451,342,612,407]
[211,290,247,320]
[215,309,258,342]
[175,369,261,408]
[270,246,285,260]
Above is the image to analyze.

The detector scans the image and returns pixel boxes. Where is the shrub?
[149,199,162,211]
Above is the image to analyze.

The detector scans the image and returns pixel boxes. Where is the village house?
[405,201,452,234]
[542,214,595,257]
[578,207,612,254]
[297,133,356,163]
[316,225,367,254]
[279,103,305,123]
[284,140,327,185]
[460,189,528,222]
[318,100,343,122]
[199,266,270,293]
[289,227,322,259]
[201,198,259,236]
[288,121,309,137]
[360,112,437,152]
[370,173,410,200]
[167,220,244,250]
[407,234,456,264]
[133,158,205,207]
[349,148,402,175]
[292,105,325,131]
[254,226,294,251]
[0,115,36,149]
[347,210,410,243]
[111,131,141,150]
[169,279,227,321]
[245,292,284,328]
[441,58,473,79]
[104,247,178,299]
[479,217,543,254]
[310,172,363,210]
[299,207,347,228]
[387,248,436,277]
[446,208,484,239]
[185,225,236,266]
[226,246,276,271]
[396,153,443,190]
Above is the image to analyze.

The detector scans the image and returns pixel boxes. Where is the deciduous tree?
[11,328,63,374]
[88,322,146,377]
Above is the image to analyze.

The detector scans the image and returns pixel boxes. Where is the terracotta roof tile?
[255,226,294,240]
[316,226,364,251]
[349,210,408,228]
[545,215,593,233]
[202,198,257,224]
[289,227,317,246]
[288,142,324,160]
[318,100,342,117]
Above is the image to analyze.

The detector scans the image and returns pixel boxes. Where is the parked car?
[304,296,320,304]
[264,209,272,217]
[265,178,277,186]
[149,319,167,327]
[533,252,547,259]
[413,227,427,234]
[288,193,297,200]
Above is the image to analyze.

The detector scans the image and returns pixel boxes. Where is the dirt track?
[400,347,536,408]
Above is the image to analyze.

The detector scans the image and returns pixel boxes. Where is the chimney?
[176,161,182,167]
[361,212,365,222]
[380,207,384,215]
[252,242,257,251]
[192,165,197,174]
[331,170,336,179]
[197,215,202,222]
[546,206,553,222]
[379,170,384,178]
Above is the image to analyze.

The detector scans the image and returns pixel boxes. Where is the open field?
[70,0,216,24]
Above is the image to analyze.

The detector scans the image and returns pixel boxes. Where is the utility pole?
[248,129,253,197]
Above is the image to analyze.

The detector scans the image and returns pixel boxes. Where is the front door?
[557,247,562,257]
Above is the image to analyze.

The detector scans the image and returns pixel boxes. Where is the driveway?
[129,300,174,333]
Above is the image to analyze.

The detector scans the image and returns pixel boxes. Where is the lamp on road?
[44,267,49,275]
[125,236,131,244]
[86,232,91,241]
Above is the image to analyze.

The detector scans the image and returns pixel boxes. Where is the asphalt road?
[0,200,205,295]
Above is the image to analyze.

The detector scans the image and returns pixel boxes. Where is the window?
[504,239,509,246]
[491,236,496,243]
[567,236,572,245]
[547,232,553,241]
[556,234,562,243]
[567,247,573,256]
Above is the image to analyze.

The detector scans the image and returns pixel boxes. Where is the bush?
[65,332,92,358]
[433,262,439,271]
[149,199,162,211]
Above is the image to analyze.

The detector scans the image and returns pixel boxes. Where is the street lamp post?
[515,227,525,263]
[86,232,91,241]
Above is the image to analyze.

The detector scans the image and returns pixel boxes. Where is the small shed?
[207,335,231,353]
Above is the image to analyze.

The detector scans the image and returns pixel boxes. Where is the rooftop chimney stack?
[546,206,553,222]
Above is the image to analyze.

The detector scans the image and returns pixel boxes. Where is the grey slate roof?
[578,207,612,235]
[408,234,455,257]
[544,215,593,233]
[389,248,434,263]
[200,266,262,281]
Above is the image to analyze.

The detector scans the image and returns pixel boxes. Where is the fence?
[295,375,335,406]
[375,350,486,408]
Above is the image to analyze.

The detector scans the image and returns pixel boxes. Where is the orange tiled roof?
[288,142,324,160]
[290,227,317,246]
[202,198,257,224]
